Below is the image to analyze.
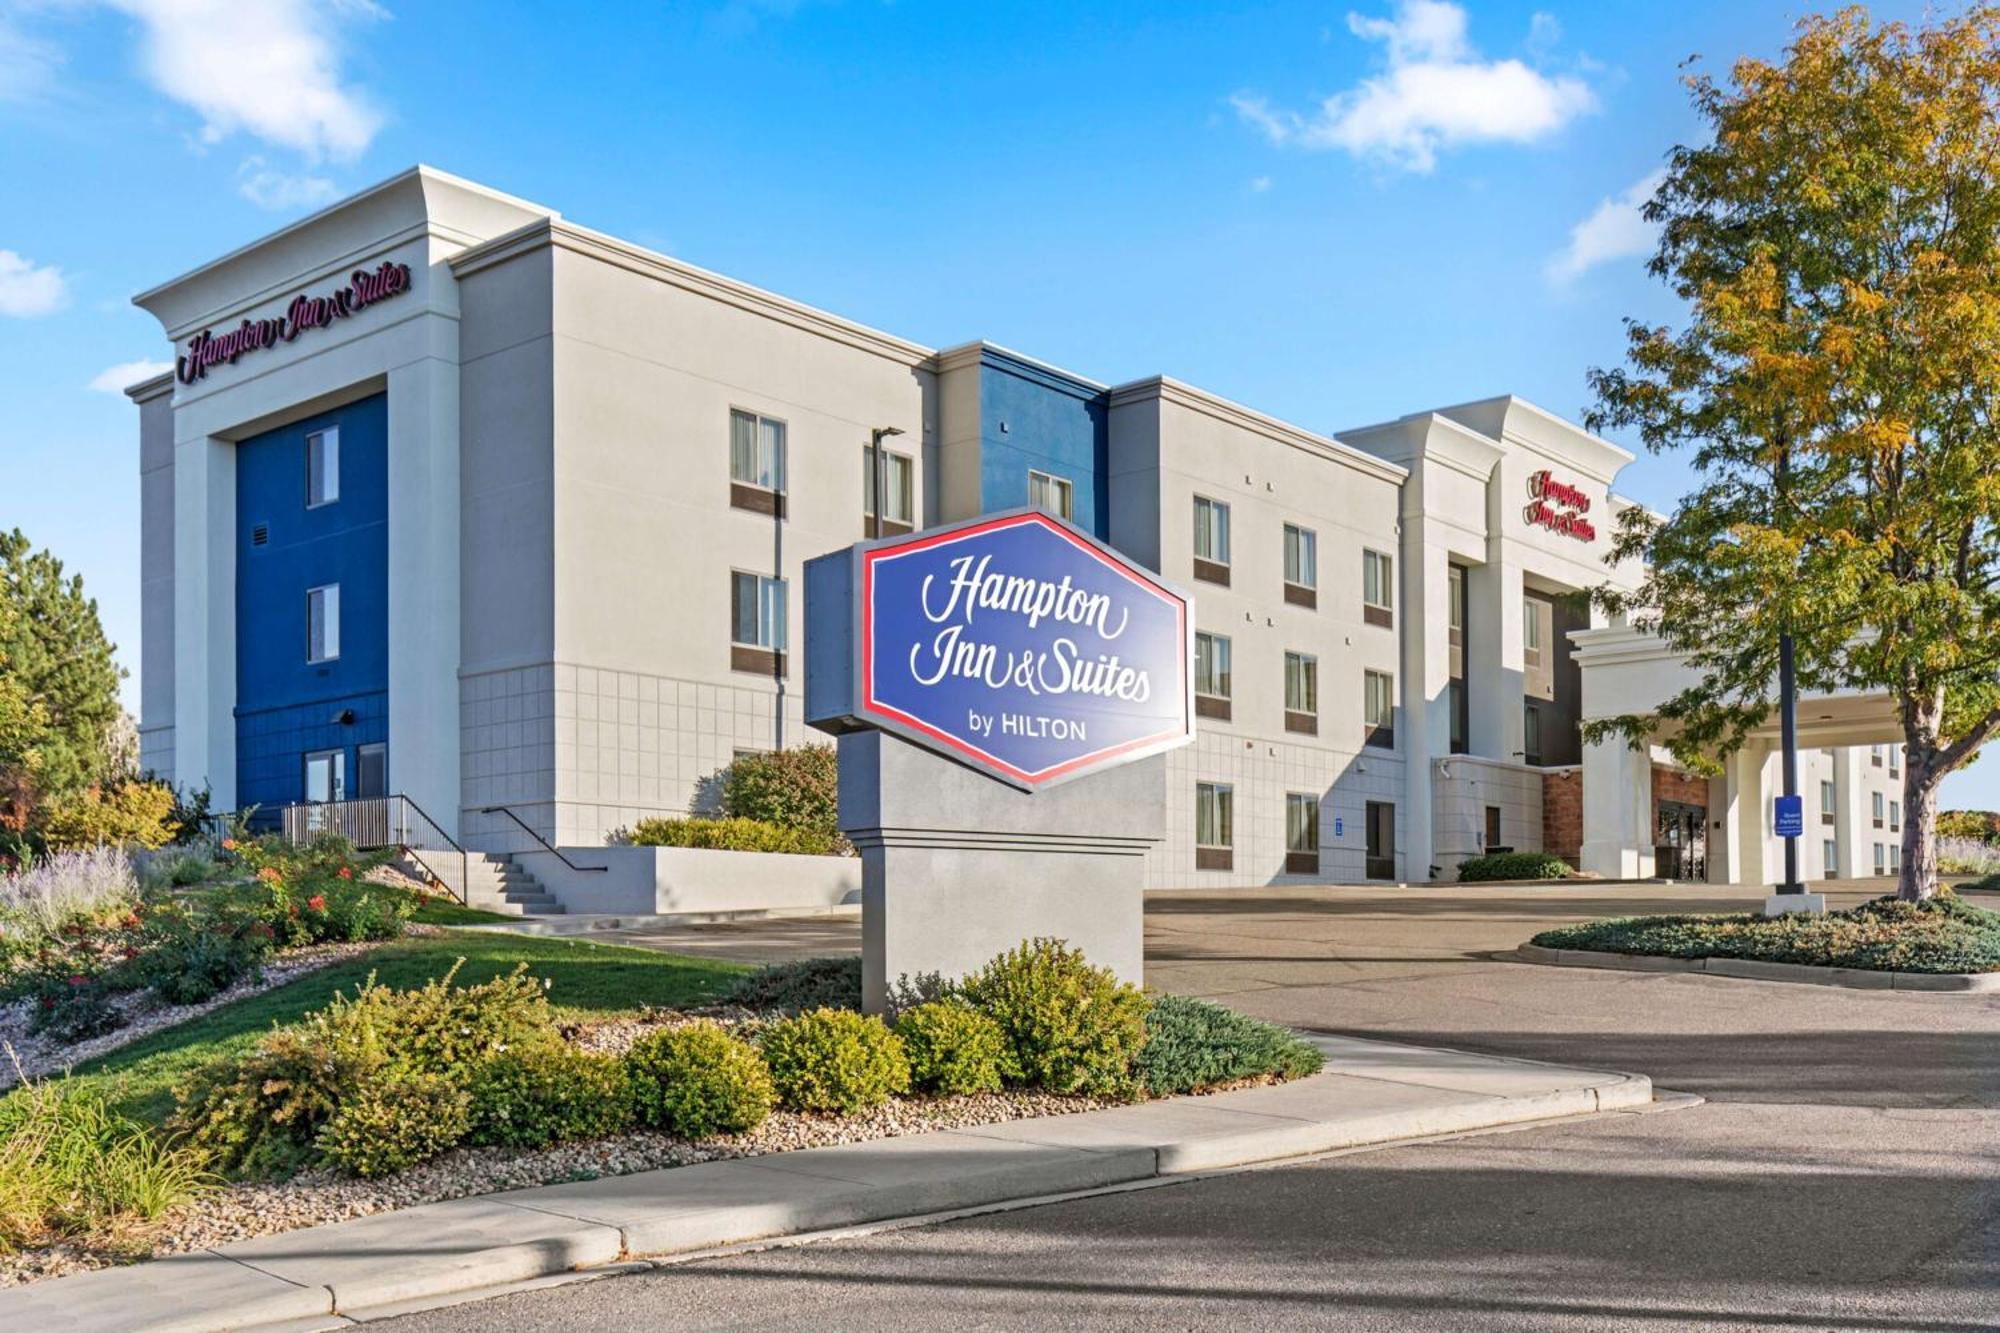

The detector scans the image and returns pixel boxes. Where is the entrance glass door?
[1656,800,1707,881]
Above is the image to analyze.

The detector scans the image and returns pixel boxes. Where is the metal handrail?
[276,794,469,904]
[478,805,608,873]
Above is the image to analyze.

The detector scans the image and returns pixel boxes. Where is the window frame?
[1282,523,1318,608]
[1361,549,1394,628]
[729,569,789,676]
[1363,668,1395,749]
[306,583,341,664]
[1196,781,1234,871]
[1284,791,1320,873]
[1192,495,1231,585]
[303,748,346,805]
[1027,469,1074,521]
[305,426,340,509]
[1872,790,1885,828]
[864,446,916,530]
[1194,631,1233,721]
[729,408,788,517]
[1284,650,1317,734]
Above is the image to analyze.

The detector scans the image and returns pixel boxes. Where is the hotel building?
[129,167,1907,898]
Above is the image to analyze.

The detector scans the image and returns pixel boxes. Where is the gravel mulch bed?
[0,1076,1112,1288]
[0,926,444,1091]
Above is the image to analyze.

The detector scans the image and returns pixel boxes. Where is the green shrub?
[315,1071,470,1178]
[623,816,838,856]
[1966,871,2000,892]
[139,920,269,1005]
[1457,851,1573,882]
[960,938,1150,1098]
[720,745,841,843]
[0,1072,217,1253]
[894,1001,1006,1096]
[173,962,564,1177]
[1135,995,1325,1096]
[466,1045,635,1149]
[38,780,178,852]
[625,1021,775,1137]
[26,970,125,1042]
[760,1008,910,1114]
[726,955,862,1014]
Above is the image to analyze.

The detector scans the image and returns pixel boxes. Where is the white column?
[1466,558,1523,762]
[1398,536,1453,882]
[1717,745,1770,887]
[1580,736,1652,878]
[1832,746,1866,880]
[386,357,462,838]
[171,434,237,808]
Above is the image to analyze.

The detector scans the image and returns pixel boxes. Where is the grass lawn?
[63,931,750,1126]
[1531,892,2000,974]
[408,898,519,926]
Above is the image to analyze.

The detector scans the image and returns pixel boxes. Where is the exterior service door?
[1366,801,1396,880]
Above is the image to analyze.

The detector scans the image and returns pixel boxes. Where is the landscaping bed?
[0,941,1323,1288]
[1529,891,2000,974]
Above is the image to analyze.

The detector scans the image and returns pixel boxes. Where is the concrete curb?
[0,1037,1655,1332]
[454,905,862,936]
[1513,942,2000,992]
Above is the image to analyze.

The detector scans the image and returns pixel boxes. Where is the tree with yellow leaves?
[1589,6,2000,900]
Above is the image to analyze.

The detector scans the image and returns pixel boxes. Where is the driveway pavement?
[385,881,1999,1331]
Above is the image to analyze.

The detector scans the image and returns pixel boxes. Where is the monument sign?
[807,509,1194,1009]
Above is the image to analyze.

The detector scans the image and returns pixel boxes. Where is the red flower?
[288,904,299,918]
[124,947,140,960]
[307,895,326,912]
[336,866,353,880]
[68,974,88,987]
[257,867,283,885]
[221,838,237,851]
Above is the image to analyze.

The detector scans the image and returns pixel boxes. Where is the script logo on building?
[175,261,413,385]
[1523,469,1597,543]
[806,510,1194,790]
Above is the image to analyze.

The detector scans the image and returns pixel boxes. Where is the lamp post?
[870,426,905,540]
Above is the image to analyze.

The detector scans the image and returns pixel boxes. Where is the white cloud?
[88,358,173,393]
[0,250,68,317]
[1233,1,1595,173]
[0,14,64,103]
[236,157,340,211]
[105,0,385,160]
[1547,169,1665,283]
[1249,175,1272,193]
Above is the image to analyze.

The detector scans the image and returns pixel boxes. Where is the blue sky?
[0,0,1986,806]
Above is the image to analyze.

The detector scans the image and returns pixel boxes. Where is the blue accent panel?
[977,350,1109,539]
[235,393,389,811]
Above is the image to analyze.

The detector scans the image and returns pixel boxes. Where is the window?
[730,571,788,674]
[1364,669,1395,748]
[1196,782,1234,871]
[1522,702,1542,767]
[1365,801,1396,880]
[1193,496,1231,584]
[1194,632,1232,721]
[1870,744,1884,767]
[1284,652,1317,734]
[1522,595,1555,700]
[1283,524,1317,607]
[1448,565,1468,754]
[356,743,387,800]
[1362,550,1394,628]
[303,749,346,805]
[729,409,787,515]
[1523,597,1544,666]
[1889,745,1900,777]
[1874,842,1886,875]
[306,584,340,663]
[1889,799,1901,833]
[1485,806,1503,850]
[864,447,915,531]
[1285,792,1319,874]
[1872,791,1885,828]
[1822,839,1839,876]
[1820,780,1836,824]
[305,427,339,507]
[1028,470,1074,521]
[1890,843,1901,874]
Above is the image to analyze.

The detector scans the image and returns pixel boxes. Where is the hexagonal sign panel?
[850,509,1193,790]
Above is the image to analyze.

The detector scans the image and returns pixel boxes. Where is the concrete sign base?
[838,730,1163,1012]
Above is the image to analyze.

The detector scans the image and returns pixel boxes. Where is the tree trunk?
[1900,753,1941,901]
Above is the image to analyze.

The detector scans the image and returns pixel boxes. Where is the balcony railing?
[276,794,468,903]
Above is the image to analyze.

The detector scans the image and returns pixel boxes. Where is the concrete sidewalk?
[1,1036,1658,1333]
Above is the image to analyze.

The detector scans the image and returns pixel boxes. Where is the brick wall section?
[1652,766,1711,811]
[1542,768,1583,866]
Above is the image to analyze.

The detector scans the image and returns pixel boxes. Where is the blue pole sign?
[1773,793,1803,839]
[806,509,1194,790]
